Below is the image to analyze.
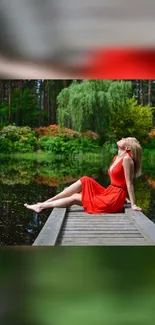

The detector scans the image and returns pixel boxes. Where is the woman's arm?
[123,156,142,211]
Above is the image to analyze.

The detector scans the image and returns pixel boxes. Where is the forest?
[0,79,155,155]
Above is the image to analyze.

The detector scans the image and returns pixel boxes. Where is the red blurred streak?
[85,48,155,79]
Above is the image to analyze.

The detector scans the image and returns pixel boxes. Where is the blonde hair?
[125,137,142,178]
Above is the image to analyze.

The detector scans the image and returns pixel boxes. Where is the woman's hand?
[131,204,142,211]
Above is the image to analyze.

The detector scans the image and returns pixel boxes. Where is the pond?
[0,153,155,245]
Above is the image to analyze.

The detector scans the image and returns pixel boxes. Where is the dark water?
[0,155,155,245]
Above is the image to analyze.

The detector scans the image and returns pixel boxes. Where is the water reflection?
[0,155,154,245]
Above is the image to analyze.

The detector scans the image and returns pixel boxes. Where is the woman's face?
[117,137,129,149]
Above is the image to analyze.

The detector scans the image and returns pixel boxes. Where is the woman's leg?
[24,193,82,213]
[45,180,82,203]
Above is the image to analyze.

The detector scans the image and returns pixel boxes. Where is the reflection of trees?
[0,157,35,185]
[0,156,101,186]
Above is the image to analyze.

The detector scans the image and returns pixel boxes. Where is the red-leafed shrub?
[149,128,155,137]
[35,125,80,138]
[35,125,99,139]
[80,130,99,139]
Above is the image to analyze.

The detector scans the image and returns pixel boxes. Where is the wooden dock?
[33,204,155,246]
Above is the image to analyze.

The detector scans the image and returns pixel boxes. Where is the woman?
[24,137,142,213]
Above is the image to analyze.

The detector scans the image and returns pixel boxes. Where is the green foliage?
[0,138,13,153]
[21,87,40,126]
[38,136,99,156]
[57,80,113,138]
[0,124,35,140]
[38,136,68,154]
[134,176,151,212]
[143,136,155,149]
[102,141,117,155]
[0,85,40,126]
[109,97,153,141]
[57,80,153,143]
[0,125,37,153]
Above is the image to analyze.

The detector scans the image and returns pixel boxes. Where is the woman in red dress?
[24,137,142,213]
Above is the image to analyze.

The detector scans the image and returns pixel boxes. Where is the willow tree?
[57,80,112,138]
[57,80,132,139]
[57,79,153,142]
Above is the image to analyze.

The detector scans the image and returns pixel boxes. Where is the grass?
[0,147,155,164]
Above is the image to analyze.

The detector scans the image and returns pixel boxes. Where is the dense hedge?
[0,124,99,154]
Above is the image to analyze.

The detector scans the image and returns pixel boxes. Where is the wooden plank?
[66,219,127,222]
[65,223,134,226]
[33,208,67,246]
[66,219,132,222]
[66,220,129,223]
[65,215,131,220]
[60,233,143,238]
[65,222,131,225]
[68,203,131,212]
[64,227,134,230]
[68,206,84,210]
[125,208,155,245]
[58,238,148,246]
[63,229,142,236]
[64,224,136,228]
[66,221,131,225]
[63,225,139,232]
[68,211,126,215]
[66,216,128,220]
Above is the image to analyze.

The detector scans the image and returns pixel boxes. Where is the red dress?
[80,153,130,214]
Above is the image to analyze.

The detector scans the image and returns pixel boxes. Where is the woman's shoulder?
[123,154,134,166]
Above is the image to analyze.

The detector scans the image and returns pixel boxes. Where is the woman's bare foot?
[24,203,43,213]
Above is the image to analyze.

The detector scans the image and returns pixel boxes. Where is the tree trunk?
[39,80,43,126]
[43,80,48,125]
[139,80,144,105]
[0,80,4,106]
[47,80,51,125]
[8,80,12,122]
[148,80,152,106]
[17,80,23,125]
[63,80,67,88]
[53,80,57,124]
[135,80,139,102]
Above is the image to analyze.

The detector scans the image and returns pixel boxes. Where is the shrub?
[143,127,155,149]
[38,136,100,155]
[102,141,117,155]
[109,97,153,142]
[38,136,68,154]
[0,124,37,153]
[143,136,155,149]
[0,138,13,153]
[35,124,99,140]
[35,125,80,138]
[0,124,36,140]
